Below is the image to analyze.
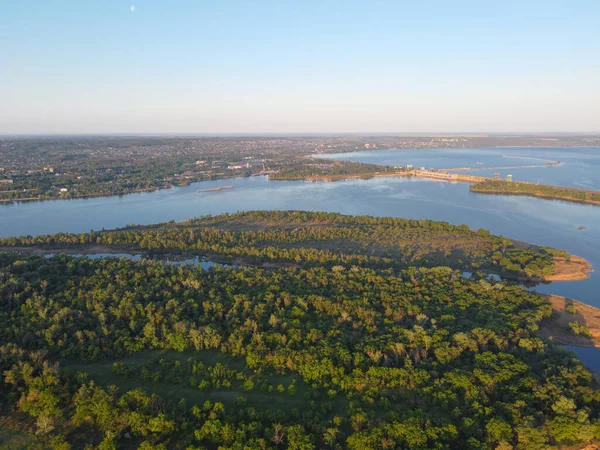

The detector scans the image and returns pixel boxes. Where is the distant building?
[0,179,13,184]
[507,174,513,182]
[60,188,68,192]
[406,164,413,170]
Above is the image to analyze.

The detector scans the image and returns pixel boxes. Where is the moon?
[130,5,135,12]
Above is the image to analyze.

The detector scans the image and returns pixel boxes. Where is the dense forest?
[0,211,570,280]
[470,180,600,206]
[1,253,599,449]
[1,212,598,448]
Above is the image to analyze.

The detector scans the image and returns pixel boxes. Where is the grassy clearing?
[65,350,345,414]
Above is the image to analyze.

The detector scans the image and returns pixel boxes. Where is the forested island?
[470,180,600,206]
[268,161,395,181]
[0,211,590,282]
[1,211,599,449]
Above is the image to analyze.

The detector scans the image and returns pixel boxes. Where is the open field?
[64,349,344,413]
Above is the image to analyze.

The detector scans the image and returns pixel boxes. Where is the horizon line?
[1,131,600,138]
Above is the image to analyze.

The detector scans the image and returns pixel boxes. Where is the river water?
[1,146,599,365]
[322,146,600,190]
[2,173,598,303]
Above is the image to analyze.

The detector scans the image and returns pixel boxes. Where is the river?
[1,146,599,366]
[322,146,600,190]
[2,172,598,303]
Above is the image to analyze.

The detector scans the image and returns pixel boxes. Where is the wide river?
[1,146,599,368]
[322,146,600,190]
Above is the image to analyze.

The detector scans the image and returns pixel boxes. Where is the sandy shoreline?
[543,255,594,282]
[540,294,600,348]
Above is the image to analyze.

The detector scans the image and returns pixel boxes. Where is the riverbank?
[540,294,600,348]
[544,255,593,281]
[0,187,164,203]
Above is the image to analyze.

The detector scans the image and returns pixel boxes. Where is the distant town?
[0,134,598,202]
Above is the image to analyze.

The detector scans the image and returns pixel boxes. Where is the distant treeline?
[268,160,394,181]
[1,253,599,448]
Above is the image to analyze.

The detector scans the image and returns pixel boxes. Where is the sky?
[1,0,599,134]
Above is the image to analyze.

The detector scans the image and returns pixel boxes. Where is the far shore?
[0,187,163,204]
[4,151,600,208]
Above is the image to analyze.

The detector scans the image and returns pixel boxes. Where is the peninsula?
[0,210,591,283]
[470,179,600,206]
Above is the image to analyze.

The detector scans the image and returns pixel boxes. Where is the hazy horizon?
[2,131,600,139]
[2,0,599,134]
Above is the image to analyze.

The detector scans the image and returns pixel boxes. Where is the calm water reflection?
[566,346,600,373]
[322,147,600,189]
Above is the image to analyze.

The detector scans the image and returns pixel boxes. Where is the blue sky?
[1,0,599,134]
